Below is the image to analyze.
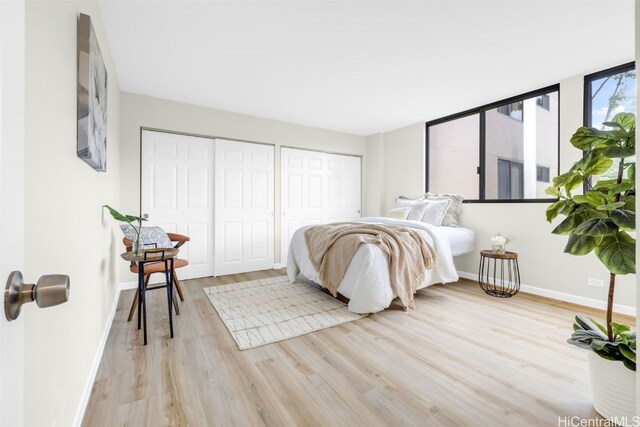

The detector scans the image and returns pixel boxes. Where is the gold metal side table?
[478,250,521,298]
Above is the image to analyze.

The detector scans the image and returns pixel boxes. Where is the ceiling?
[98,0,634,136]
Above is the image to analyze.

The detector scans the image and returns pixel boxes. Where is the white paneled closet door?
[142,130,215,280]
[280,148,361,264]
[215,139,275,276]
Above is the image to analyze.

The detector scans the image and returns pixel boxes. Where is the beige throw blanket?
[304,222,436,310]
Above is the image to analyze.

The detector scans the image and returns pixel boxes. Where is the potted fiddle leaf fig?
[545,112,636,423]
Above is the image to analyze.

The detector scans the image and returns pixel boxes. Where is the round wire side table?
[478,250,521,298]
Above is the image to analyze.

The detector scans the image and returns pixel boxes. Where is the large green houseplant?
[545,112,636,421]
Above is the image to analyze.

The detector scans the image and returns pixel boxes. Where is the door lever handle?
[4,271,70,321]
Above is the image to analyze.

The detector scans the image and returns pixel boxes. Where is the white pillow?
[394,197,428,221]
[120,224,173,249]
[386,207,411,220]
[424,193,464,227]
[421,199,451,226]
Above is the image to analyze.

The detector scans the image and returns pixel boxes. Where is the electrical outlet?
[587,278,604,288]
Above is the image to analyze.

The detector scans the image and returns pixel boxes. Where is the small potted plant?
[545,112,636,423]
[103,205,147,255]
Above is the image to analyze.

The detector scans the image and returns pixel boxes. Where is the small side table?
[121,248,178,345]
[478,250,521,298]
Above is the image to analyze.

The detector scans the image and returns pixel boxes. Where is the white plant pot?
[588,351,637,426]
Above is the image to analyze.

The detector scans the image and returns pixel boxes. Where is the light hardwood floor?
[82,270,634,426]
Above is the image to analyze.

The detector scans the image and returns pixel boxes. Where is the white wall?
[0,1,26,426]
[119,92,366,281]
[368,74,636,313]
[24,1,121,426]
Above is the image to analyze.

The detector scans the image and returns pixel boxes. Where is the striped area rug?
[204,276,365,350]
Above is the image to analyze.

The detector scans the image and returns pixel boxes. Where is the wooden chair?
[123,233,191,322]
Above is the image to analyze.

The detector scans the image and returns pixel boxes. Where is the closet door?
[324,153,362,222]
[280,148,361,264]
[215,139,275,276]
[280,148,325,264]
[141,130,215,280]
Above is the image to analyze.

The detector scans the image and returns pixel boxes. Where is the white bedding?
[286,217,461,314]
[439,226,475,257]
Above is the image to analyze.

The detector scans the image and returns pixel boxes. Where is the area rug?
[203,276,365,350]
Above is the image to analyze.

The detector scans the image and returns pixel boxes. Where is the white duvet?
[286,217,459,314]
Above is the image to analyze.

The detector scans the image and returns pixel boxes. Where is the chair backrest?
[122,232,191,250]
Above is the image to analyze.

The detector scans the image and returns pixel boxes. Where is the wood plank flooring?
[82,270,634,426]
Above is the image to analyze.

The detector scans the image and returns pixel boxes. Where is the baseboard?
[119,280,138,291]
[273,263,285,269]
[456,271,636,317]
[72,284,121,427]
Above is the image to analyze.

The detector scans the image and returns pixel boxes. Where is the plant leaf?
[545,186,561,197]
[594,179,618,191]
[628,163,635,182]
[603,146,635,158]
[622,358,636,371]
[564,232,600,256]
[570,127,613,150]
[624,195,635,212]
[573,218,618,237]
[587,317,608,336]
[585,156,614,175]
[103,205,129,222]
[610,209,635,230]
[546,200,569,222]
[552,214,580,235]
[594,231,636,275]
[596,202,626,211]
[612,112,636,131]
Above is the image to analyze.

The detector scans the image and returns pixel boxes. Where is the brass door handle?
[4,271,70,321]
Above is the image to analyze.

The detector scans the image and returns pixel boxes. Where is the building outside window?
[426,85,559,202]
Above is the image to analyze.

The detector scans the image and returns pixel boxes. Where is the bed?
[286,217,475,314]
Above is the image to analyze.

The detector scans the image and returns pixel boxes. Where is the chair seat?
[129,258,189,274]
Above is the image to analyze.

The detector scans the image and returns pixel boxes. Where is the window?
[584,62,636,184]
[498,159,523,199]
[536,95,550,110]
[536,165,550,182]
[427,114,480,199]
[426,85,559,202]
[496,101,523,121]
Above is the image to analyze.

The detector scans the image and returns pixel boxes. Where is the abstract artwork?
[77,13,107,171]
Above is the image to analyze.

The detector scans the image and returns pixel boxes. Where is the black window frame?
[582,62,635,193]
[425,84,560,203]
[583,62,635,128]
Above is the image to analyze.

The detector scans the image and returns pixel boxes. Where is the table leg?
[137,265,143,330]
[164,259,174,339]
[142,262,148,346]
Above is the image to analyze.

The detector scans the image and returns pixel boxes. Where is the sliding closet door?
[141,130,215,280]
[280,148,361,264]
[215,139,275,276]
[324,153,362,222]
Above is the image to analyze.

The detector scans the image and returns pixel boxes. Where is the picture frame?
[77,13,107,172]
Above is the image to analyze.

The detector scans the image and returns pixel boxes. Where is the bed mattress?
[286,217,461,313]
[439,227,475,256]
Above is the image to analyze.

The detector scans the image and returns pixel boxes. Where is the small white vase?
[491,243,505,254]
[587,351,637,426]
